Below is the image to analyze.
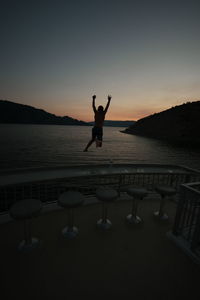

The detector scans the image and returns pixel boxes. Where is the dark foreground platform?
[0,195,199,299]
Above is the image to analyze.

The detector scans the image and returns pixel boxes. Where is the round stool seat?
[10,199,42,220]
[155,186,176,197]
[154,186,176,221]
[127,187,148,198]
[58,191,84,239]
[58,191,85,208]
[96,187,117,230]
[126,188,147,224]
[96,187,118,202]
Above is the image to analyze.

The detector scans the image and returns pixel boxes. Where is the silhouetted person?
[84,94,111,151]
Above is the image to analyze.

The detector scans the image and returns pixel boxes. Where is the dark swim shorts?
[92,126,103,141]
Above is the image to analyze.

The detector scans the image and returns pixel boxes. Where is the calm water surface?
[0,124,200,171]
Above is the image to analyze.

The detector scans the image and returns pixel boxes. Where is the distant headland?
[88,120,135,127]
[122,101,200,146]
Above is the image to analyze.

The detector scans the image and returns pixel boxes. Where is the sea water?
[0,124,200,171]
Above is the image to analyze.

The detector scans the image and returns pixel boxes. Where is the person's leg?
[84,139,95,151]
[97,128,103,147]
[83,127,96,151]
[96,139,101,147]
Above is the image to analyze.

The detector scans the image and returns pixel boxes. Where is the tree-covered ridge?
[0,100,87,125]
[124,101,200,146]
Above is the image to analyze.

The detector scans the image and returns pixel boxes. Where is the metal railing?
[172,182,200,259]
[1,164,200,214]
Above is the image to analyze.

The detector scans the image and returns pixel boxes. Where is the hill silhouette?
[88,120,135,127]
[0,100,135,127]
[123,101,200,146]
[0,100,87,126]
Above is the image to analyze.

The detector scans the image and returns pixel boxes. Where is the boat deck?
[0,193,200,299]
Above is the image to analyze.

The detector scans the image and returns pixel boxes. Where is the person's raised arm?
[92,95,97,112]
[104,95,112,114]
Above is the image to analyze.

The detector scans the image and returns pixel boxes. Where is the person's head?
[98,105,104,112]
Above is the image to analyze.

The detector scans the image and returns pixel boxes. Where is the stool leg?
[102,202,108,223]
[126,197,142,224]
[18,219,40,252]
[68,208,74,228]
[159,195,165,217]
[154,195,169,220]
[102,202,105,223]
[97,202,112,230]
[132,198,137,217]
[24,219,31,245]
[62,208,79,239]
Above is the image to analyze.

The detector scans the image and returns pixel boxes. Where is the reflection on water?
[1,124,200,171]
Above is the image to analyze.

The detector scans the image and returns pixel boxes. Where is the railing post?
[191,200,200,251]
[118,174,122,197]
[185,174,191,184]
[172,185,186,236]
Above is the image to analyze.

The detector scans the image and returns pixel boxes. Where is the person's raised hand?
[108,95,112,101]
[92,95,96,100]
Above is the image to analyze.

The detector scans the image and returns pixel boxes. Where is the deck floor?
[0,194,200,299]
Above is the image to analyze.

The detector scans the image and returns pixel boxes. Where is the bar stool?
[9,199,42,252]
[154,185,176,220]
[126,187,148,224]
[58,191,85,238]
[96,187,118,230]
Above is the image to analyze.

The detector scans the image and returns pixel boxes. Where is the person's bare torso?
[94,111,105,127]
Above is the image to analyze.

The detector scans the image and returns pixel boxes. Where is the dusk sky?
[1,0,200,121]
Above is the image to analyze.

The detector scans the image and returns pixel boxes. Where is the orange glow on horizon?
[57,111,157,122]
[46,106,166,123]
[64,106,162,122]
[47,103,157,122]
[40,98,195,123]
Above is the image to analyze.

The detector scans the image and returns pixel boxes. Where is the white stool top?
[155,186,176,196]
[9,199,42,220]
[96,187,118,202]
[58,191,85,208]
[127,187,148,198]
